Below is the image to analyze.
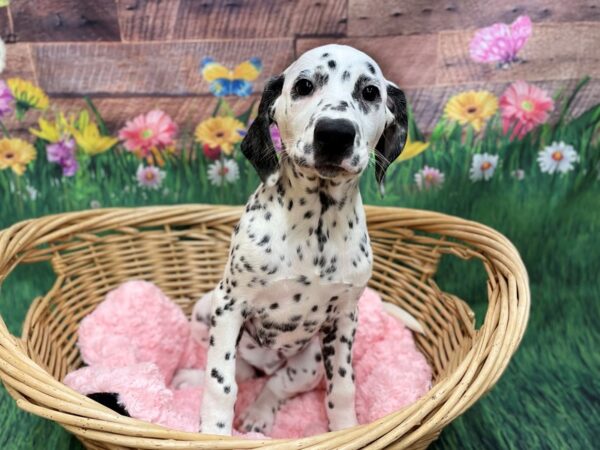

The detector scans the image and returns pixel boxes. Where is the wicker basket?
[0,204,529,450]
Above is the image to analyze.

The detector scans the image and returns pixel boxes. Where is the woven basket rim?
[0,204,530,450]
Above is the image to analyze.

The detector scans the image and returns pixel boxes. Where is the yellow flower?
[29,113,74,143]
[397,136,430,162]
[194,116,245,155]
[444,91,498,132]
[7,78,49,119]
[0,138,36,175]
[71,121,118,155]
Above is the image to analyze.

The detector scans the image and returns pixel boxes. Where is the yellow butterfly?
[200,57,262,97]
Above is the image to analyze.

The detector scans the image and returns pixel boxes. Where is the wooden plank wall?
[2,0,599,134]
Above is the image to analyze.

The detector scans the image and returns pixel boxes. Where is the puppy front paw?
[238,403,276,434]
[328,412,359,431]
[201,421,231,435]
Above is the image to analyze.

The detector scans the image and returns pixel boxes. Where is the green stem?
[0,120,11,138]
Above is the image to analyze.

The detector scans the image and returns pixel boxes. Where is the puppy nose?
[313,118,356,162]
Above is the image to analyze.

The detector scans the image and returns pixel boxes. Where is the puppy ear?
[374,83,408,194]
[241,74,285,185]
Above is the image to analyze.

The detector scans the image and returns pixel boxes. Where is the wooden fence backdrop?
[2,0,599,134]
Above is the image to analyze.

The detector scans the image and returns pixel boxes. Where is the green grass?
[1,81,599,448]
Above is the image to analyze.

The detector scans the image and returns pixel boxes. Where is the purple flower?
[47,139,78,177]
[0,80,14,118]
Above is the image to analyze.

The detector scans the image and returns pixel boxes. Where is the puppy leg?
[239,337,324,434]
[200,286,245,435]
[320,289,361,431]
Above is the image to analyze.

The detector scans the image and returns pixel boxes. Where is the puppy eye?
[362,85,380,102]
[294,79,314,97]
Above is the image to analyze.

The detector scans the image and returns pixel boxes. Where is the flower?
[270,124,283,152]
[136,164,166,190]
[47,139,78,177]
[0,80,14,118]
[414,166,444,190]
[444,91,498,132]
[397,136,430,162]
[71,121,118,155]
[7,78,49,119]
[30,113,75,143]
[537,142,578,174]
[195,116,245,155]
[119,110,178,154]
[469,15,532,66]
[469,153,499,181]
[207,159,240,186]
[500,81,554,139]
[511,169,525,180]
[0,138,36,175]
[203,143,222,161]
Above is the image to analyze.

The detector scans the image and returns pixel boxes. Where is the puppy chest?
[245,282,350,350]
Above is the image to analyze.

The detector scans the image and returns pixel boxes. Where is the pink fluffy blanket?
[64,280,431,438]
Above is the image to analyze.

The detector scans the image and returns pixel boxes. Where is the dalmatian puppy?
[193,44,408,436]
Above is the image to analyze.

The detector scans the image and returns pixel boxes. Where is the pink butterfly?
[469,15,532,67]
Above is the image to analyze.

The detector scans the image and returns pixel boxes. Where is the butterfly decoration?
[469,15,532,68]
[200,57,263,97]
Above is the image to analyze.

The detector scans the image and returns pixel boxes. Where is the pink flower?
[119,110,177,155]
[0,80,14,118]
[414,166,444,191]
[203,143,221,161]
[500,81,554,139]
[470,15,532,66]
[136,164,166,190]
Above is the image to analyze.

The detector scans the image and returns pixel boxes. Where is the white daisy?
[537,141,578,174]
[207,159,240,186]
[414,166,445,190]
[136,164,166,190]
[470,153,499,181]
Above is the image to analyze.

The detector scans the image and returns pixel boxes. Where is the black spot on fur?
[328,60,336,69]
[319,191,336,212]
[270,302,279,310]
[331,100,349,112]
[339,367,347,377]
[314,71,329,89]
[366,62,376,74]
[293,293,302,302]
[210,368,224,384]
[342,70,350,81]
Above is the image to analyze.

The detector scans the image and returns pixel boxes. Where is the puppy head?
[242,44,408,189]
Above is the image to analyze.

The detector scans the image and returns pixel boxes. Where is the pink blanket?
[64,280,431,438]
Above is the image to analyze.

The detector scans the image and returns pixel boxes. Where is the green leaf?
[84,97,109,136]
[558,76,591,125]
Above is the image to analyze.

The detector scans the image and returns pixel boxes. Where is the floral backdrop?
[0,5,599,450]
